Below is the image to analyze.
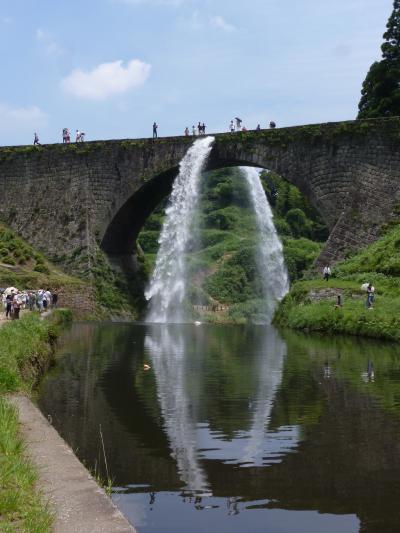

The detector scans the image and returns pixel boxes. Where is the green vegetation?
[139,167,328,322]
[90,246,146,319]
[0,223,143,319]
[275,224,400,341]
[0,310,72,394]
[358,0,400,118]
[0,223,86,298]
[0,310,71,532]
[0,398,53,533]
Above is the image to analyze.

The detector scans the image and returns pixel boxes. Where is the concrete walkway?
[11,394,136,533]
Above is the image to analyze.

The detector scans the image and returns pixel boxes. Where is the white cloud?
[36,28,64,57]
[0,103,47,132]
[210,15,236,32]
[60,59,151,101]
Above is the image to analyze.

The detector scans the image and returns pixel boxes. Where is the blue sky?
[0,0,393,145]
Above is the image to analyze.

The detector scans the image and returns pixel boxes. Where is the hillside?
[275,223,400,341]
[0,224,142,318]
[139,167,328,322]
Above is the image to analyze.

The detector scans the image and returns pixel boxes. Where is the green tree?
[358,0,400,118]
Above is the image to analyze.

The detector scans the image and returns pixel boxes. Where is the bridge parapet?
[0,118,399,279]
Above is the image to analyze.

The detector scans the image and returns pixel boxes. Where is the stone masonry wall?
[0,118,399,283]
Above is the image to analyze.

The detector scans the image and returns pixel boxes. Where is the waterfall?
[145,136,215,323]
[242,167,289,321]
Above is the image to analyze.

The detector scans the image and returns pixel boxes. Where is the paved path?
[11,394,137,533]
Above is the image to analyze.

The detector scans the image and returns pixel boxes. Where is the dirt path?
[10,394,136,533]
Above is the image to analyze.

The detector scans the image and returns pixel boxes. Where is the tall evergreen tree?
[358,0,400,118]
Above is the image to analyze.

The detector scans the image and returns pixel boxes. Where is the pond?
[37,322,400,533]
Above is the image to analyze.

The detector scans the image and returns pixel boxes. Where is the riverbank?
[274,225,400,341]
[0,310,72,532]
[10,394,136,533]
[0,310,137,532]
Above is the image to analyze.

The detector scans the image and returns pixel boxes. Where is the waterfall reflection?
[240,327,288,466]
[144,325,296,495]
[144,325,210,494]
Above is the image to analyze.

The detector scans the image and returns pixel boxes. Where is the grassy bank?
[274,225,400,341]
[0,310,72,532]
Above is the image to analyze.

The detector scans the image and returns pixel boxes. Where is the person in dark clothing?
[153,122,158,139]
[269,121,276,129]
[5,293,13,318]
[52,292,58,308]
[366,284,374,309]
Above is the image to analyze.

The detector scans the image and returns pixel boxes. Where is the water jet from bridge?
[242,167,289,322]
[145,136,215,323]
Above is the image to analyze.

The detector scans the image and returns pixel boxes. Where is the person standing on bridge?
[184,127,190,136]
[153,122,158,139]
[63,128,70,143]
[33,132,40,146]
[230,120,235,132]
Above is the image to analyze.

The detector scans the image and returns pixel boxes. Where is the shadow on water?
[37,322,400,533]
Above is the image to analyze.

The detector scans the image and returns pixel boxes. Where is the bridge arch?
[0,118,399,284]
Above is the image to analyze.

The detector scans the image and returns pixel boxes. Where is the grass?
[0,310,72,532]
[0,398,53,533]
[0,223,87,305]
[0,310,72,395]
[274,224,400,341]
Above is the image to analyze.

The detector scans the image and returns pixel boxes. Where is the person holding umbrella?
[235,117,242,131]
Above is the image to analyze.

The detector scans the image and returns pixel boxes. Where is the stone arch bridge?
[1,118,400,281]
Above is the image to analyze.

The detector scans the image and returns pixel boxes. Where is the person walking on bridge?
[33,132,40,146]
[153,122,158,139]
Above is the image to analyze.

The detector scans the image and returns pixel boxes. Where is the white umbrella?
[4,287,18,296]
[361,283,375,292]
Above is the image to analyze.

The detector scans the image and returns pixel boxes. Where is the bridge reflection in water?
[37,322,400,532]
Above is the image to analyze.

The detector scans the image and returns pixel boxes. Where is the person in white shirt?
[323,265,331,281]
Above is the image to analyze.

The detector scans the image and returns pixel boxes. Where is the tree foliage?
[358,0,400,118]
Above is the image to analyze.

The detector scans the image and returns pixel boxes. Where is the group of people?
[2,288,58,320]
[183,122,207,136]
[322,266,376,309]
[34,129,86,145]
[228,119,276,133]
[155,118,278,139]
[63,129,85,143]
[35,118,279,147]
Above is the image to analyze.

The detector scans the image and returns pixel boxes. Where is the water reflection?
[37,323,400,532]
[143,325,292,493]
[144,326,210,494]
